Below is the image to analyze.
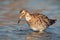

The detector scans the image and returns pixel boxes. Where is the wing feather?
[32,13,50,26]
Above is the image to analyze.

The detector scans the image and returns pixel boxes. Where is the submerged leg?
[34,30,39,32]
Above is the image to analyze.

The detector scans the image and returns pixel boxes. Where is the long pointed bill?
[18,19,21,24]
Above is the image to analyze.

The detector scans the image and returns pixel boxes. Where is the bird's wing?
[32,13,50,25]
[39,13,50,25]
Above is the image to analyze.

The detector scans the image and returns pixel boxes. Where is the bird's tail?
[49,19,57,25]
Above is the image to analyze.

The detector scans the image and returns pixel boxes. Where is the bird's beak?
[18,19,21,24]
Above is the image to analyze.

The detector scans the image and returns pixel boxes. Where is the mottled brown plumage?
[18,9,57,32]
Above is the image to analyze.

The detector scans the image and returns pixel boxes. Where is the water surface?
[0,0,60,40]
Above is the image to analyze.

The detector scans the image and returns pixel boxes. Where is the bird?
[18,9,57,33]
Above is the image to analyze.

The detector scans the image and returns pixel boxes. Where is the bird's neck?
[25,12,32,21]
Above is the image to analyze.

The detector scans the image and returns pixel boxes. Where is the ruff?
[18,9,57,32]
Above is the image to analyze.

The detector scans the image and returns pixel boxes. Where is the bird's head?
[18,9,28,24]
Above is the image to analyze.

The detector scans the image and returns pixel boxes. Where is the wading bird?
[18,9,57,33]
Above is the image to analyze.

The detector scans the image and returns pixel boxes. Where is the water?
[0,0,60,40]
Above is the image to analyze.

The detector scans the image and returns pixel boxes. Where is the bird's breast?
[25,16,31,21]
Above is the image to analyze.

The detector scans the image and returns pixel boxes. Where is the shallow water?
[0,0,60,40]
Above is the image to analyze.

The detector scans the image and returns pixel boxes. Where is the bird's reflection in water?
[26,32,59,40]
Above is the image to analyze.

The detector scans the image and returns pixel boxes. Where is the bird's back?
[30,13,56,26]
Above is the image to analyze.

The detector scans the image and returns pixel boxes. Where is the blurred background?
[0,0,60,40]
